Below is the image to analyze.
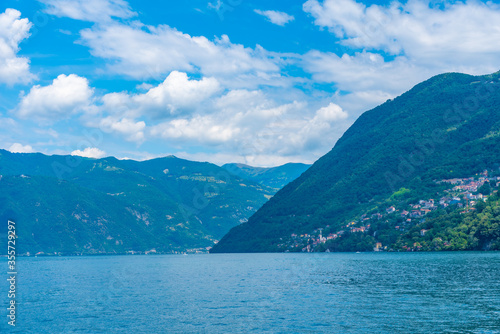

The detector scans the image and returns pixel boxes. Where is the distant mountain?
[222,163,310,190]
[0,150,274,255]
[211,71,500,253]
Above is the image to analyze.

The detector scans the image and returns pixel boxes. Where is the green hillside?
[395,191,500,252]
[211,71,500,253]
[222,163,310,190]
[0,151,274,255]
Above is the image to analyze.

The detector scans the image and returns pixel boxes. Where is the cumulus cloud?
[303,0,500,57]
[40,0,136,22]
[99,117,146,143]
[40,0,286,87]
[94,82,343,158]
[150,116,241,146]
[0,9,36,85]
[8,143,34,153]
[17,74,94,120]
[78,23,283,87]
[149,90,350,161]
[258,102,350,156]
[148,89,277,148]
[137,72,220,111]
[71,147,106,159]
[254,9,295,26]
[102,71,221,118]
[215,89,270,112]
[315,103,348,121]
[302,50,428,95]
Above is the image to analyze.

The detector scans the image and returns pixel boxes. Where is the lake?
[2,252,500,333]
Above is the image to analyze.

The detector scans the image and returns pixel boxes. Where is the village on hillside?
[279,170,500,252]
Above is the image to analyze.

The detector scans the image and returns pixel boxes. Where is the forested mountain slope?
[0,151,274,254]
[212,71,500,252]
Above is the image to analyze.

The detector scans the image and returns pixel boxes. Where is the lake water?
[2,252,500,333]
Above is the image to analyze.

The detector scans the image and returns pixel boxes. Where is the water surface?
[2,252,499,333]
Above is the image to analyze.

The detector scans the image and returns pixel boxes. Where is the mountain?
[211,71,500,253]
[222,163,310,190]
[0,150,275,255]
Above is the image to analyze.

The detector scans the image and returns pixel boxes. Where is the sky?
[1,0,500,167]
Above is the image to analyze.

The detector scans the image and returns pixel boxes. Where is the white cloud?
[150,116,241,146]
[41,1,283,87]
[149,89,350,161]
[254,9,295,26]
[303,0,500,57]
[302,50,428,95]
[99,117,146,143]
[289,103,349,152]
[315,103,348,121]
[256,102,350,156]
[303,0,500,71]
[133,71,221,115]
[71,147,106,159]
[136,82,153,91]
[41,0,136,22]
[17,74,94,120]
[102,71,221,118]
[78,22,283,87]
[8,143,34,153]
[8,77,346,166]
[0,9,36,85]
[215,89,269,112]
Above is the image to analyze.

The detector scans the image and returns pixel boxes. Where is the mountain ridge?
[211,71,500,253]
[0,150,277,254]
[222,162,310,190]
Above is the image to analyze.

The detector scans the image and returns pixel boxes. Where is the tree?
[478,182,491,196]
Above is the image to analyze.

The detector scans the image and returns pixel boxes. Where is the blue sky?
[1,0,500,166]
